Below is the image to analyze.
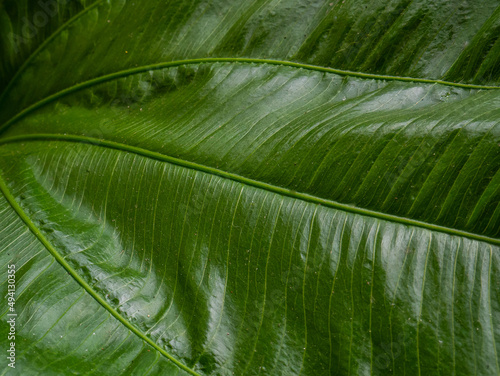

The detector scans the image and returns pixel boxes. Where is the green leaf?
[1,0,499,375]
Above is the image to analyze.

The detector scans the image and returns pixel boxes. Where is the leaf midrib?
[2,58,500,135]
[0,173,201,376]
[1,133,499,246]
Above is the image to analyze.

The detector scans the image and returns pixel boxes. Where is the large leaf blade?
[2,62,499,237]
[2,0,500,124]
[0,136,499,374]
[0,0,499,375]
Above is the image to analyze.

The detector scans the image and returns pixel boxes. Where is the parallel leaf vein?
[2,58,500,135]
[1,133,498,247]
[0,171,200,376]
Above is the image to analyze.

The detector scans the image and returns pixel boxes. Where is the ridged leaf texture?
[0,0,499,375]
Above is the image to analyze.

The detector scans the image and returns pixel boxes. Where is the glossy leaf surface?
[0,0,499,375]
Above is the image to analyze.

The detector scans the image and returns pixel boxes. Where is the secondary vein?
[1,58,499,135]
[1,133,499,246]
[0,171,201,376]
